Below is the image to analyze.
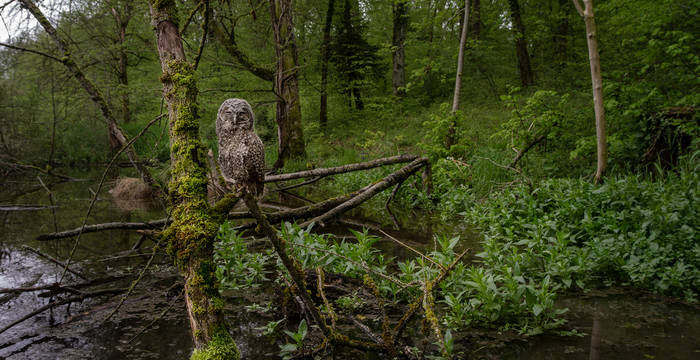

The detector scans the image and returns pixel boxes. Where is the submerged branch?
[0,287,128,335]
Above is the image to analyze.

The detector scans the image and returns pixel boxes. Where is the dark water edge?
[1,175,699,359]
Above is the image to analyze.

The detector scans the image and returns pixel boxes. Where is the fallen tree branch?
[275,175,326,191]
[300,158,428,228]
[0,275,129,295]
[0,287,128,335]
[264,154,419,183]
[510,134,546,168]
[36,219,169,241]
[22,246,88,280]
[242,192,331,337]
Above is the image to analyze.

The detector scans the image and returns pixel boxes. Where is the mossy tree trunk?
[270,0,305,168]
[148,1,238,359]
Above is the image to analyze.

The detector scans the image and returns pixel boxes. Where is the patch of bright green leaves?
[465,170,699,302]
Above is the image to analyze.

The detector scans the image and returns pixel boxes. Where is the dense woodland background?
[0,0,698,359]
[1,0,696,177]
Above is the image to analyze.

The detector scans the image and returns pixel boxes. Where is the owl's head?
[216,98,254,134]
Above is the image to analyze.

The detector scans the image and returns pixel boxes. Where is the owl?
[216,98,265,197]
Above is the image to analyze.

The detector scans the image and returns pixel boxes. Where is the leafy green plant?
[279,319,308,360]
[214,222,272,291]
[335,293,365,313]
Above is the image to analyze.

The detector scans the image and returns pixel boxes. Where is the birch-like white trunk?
[575,0,607,183]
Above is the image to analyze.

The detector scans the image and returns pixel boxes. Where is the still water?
[1,175,698,359]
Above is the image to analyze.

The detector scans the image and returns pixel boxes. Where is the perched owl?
[216,98,265,197]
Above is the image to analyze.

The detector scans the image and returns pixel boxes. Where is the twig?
[316,267,336,329]
[57,114,164,284]
[103,238,163,322]
[0,275,129,295]
[275,175,326,191]
[0,41,61,61]
[350,315,382,344]
[0,288,127,335]
[22,245,88,280]
[193,0,209,71]
[378,230,444,271]
[392,248,470,342]
[37,176,58,232]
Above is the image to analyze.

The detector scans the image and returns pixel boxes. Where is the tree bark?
[270,0,305,168]
[507,0,534,86]
[392,0,408,96]
[265,154,418,182]
[111,1,133,124]
[320,0,335,130]
[469,0,481,39]
[445,0,470,149]
[148,1,239,358]
[574,0,606,183]
[17,0,159,196]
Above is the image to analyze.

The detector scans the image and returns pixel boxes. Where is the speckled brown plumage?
[216,98,265,197]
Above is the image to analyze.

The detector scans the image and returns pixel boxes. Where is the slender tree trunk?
[112,1,132,124]
[392,0,408,96]
[574,0,606,183]
[270,0,305,169]
[320,0,335,130]
[148,1,238,358]
[507,0,534,86]
[445,0,469,149]
[18,0,158,194]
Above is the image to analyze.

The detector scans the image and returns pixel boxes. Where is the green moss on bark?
[190,326,240,360]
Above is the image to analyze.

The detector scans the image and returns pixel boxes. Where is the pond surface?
[1,174,698,359]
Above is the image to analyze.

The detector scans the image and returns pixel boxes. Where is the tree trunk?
[18,0,159,195]
[320,0,335,130]
[111,1,132,124]
[507,0,534,86]
[148,1,238,358]
[445,0,469,149]
[469,0,481,39]
[574,0,606,183]
[392,0,408,97]
[270,0,305,169]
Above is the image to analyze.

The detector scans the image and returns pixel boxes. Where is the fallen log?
[300,158,428,228]
[37,219,169,241]
[264,154,418,183]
